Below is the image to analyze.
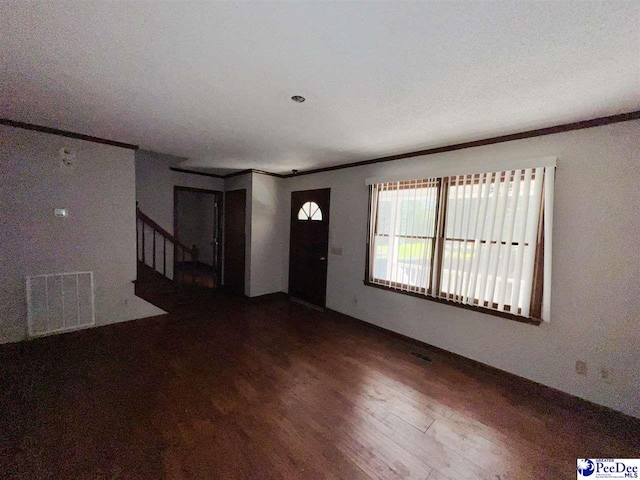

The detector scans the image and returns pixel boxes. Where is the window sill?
[363,280,542,326]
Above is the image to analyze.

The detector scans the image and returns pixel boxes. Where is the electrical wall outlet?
[575,361,588,376]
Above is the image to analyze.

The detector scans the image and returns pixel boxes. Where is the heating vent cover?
[410,351,432,362]
[26,271,95,337]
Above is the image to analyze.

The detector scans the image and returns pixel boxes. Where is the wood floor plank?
[425,418,543,479]
[281,369,434,479]
[1,291,638,479]
[381,413,495,480]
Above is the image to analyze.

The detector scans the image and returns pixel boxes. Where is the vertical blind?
[368,165,555,321]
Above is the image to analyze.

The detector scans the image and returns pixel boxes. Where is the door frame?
[173,186,224,282]
[288,188,331,308]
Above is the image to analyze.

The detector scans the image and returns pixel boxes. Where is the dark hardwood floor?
[1,292,638,479]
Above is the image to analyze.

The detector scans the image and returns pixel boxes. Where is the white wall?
[135,149,224,233]
[250,173,287,297]
[279,121,640,418]
[0,126,164,344]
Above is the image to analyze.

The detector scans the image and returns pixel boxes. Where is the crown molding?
[171,167,287,179]
[281,110,640,178]
[0,118,139,150]
[170,167,226,178]
[7,110,637,175]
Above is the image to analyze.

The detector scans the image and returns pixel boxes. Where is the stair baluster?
[135,207,199,287]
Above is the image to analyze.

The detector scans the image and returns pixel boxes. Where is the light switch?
[54,208,68,218]
[330,246,343,256]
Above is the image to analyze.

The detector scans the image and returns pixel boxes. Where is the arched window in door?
[297,201,323,221]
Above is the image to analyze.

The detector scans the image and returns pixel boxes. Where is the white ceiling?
[2,1,639,174]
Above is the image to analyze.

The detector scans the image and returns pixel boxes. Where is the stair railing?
[136,207,199,284]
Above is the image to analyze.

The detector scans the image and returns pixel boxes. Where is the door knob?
[320,257,326,261]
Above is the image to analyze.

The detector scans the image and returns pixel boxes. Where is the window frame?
[368,179,441,295]
[364,173,545,326]
[297,201,323,221]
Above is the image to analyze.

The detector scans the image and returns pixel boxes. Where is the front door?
[289,189,330,308]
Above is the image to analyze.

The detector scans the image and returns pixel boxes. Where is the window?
[298,201,323,221]
[370,179,439,292]
[366,166,554,322]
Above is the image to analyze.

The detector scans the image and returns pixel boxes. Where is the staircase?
[135,206,214,312]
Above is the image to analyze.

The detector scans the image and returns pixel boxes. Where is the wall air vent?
[26,271,95,337]
[410,351,432,362]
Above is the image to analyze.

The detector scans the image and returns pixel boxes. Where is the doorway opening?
[173,186,223,290]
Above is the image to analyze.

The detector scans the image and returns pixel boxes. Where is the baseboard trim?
[325,307,640,429]
[245,291,289,302]
[290,296,325,311]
